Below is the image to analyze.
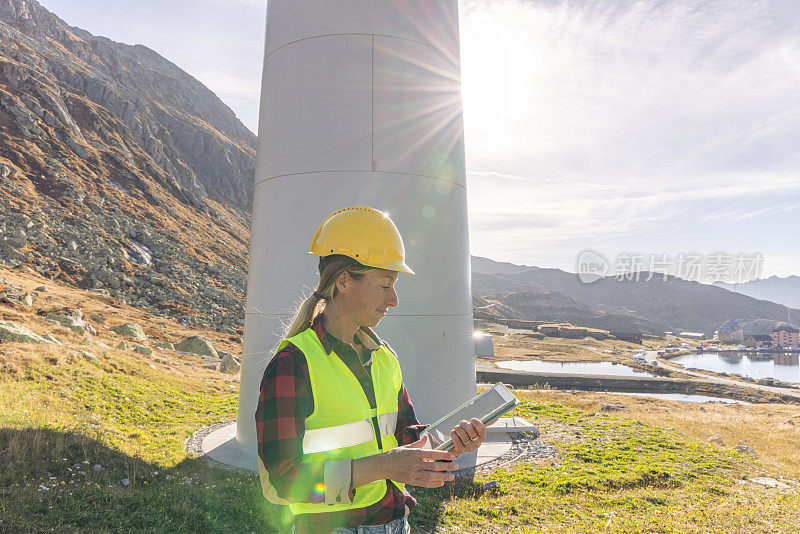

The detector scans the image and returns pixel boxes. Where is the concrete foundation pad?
[202,423,257,472]
[486,417,538,436]
[198,417,538,473]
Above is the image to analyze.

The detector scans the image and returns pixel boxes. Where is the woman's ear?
[334,270,349,295]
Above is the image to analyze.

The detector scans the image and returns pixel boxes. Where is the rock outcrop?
[46,310,86,335]
[175,335,219,358]
[0,319,47,342]
[109,323,146,342]
[217,352,241,374]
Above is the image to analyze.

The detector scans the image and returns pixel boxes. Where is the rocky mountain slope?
[471,256,799,335]
[0,0,255,332]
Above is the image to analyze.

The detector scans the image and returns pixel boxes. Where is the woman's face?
[340,269,399,328]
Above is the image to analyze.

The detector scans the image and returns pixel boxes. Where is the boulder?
[175,335,218,358]
[734,445,758,457]
[0,321,47,343]
[46,312,86,335]
[748,477,791,489]
[133,344,153,356]
[77,350,99,363]
[109,323,147,341]
[89,314,105,323]
[42,333,62,346]
[217,353,241,374]
[35,285,47,292]
[152,341,174,351]
[600,403,626,411]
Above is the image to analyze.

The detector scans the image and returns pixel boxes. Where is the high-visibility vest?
[278,327,405,516]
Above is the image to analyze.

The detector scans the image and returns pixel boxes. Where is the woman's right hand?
[380,434,459,487]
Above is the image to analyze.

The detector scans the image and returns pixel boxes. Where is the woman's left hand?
[450,418,487,457]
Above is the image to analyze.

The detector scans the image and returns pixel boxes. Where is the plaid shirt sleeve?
[396,383,428,445]
[255,343,330,504]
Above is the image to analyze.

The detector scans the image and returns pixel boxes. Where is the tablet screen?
[424,384,516,449]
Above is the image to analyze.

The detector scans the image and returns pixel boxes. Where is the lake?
[495,360,656,378]
[670,352,799,383]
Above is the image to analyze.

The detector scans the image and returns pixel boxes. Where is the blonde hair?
[284,255,378,338]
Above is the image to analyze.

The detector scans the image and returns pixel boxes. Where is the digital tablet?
[422,383,519,451]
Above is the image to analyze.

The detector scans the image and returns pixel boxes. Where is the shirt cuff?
[323,459,353,505]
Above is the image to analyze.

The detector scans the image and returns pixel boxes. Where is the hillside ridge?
[0,0,254,332]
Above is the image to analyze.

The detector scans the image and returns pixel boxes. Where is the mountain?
[0,0,255,332]
[471,255,534,276]
[715,276,800,310]
[470,256,799,335]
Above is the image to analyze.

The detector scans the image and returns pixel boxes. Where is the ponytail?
[284,255,377,338]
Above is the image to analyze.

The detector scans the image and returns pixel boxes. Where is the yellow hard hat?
[308,206,415,274]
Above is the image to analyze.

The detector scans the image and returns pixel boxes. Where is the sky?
[36,0,800,279]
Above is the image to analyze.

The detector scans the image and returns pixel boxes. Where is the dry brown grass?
[489,333,634,362]
[0,265,242,363]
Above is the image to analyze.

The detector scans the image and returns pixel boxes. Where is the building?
[538,324,564,337]
[560,326,588,339]
[715,319,744,343]
[743,335,773,349]
[474,333,494,358]
[610,332,643,344]
[771,326,799,347]
[678,332,707,340]
[498,319,547,330]
[473,319,489,330]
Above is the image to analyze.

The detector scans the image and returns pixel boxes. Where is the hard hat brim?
[307,251,415,275]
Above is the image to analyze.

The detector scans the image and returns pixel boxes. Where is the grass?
[521,389,800,480]
[1,267,798,532]
[0,348,291,533]
[3,350,798,533]
[410,394,800,533]
[0,266,291,532]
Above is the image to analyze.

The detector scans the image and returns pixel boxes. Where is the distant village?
[473,317,800,357]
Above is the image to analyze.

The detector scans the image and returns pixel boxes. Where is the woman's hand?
[354,434,459,488]
[450,418,487,458]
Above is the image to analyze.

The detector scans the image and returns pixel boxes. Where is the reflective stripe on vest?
[303,418,372,455]
[378,411,398,438]
[277,327,405,516]
[303,411,399,455]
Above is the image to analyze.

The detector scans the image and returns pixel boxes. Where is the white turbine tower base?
[204,0,479,472]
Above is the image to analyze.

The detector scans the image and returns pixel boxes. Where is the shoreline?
[476,361,800,405]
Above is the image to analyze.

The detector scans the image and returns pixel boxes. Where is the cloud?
[460,0,800,276]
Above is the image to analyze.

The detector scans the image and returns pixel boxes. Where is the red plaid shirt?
[255,314,426,533]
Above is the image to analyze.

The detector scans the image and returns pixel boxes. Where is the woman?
[255,206,486,533]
